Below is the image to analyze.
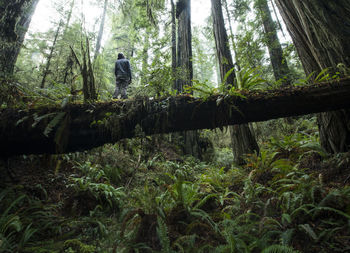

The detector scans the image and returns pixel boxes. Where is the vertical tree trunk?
[56,0,75,82]
[256,0,291,85]
[176,0,193,93]
[141,28,150,85]
[175,0,201,158]
[0,0,39,76]
[171,0,177,90]
[41,21,63,88]
[211,0,259,164]
[222,0,240,70]
[275,0,350,153]
[270,0,285,38]
[93,0,108,61]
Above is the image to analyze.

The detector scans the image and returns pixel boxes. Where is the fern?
[32,112,57,128]
[314,68,331,82]
[281,229,294,246]
[173,234,196,253]
[43,112,66,137]
[311,206,350,220]
[298,224,318,241]
[234,66,266,90]
[183,79,218,99]
[156,216,172,253]
[262,244,300,253]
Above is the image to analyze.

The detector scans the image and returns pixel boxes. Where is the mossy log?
[2,78,350,157]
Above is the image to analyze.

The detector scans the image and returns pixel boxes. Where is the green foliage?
[293,68,341,86]
[2,125,350,252]
[234,66,266,90]
[262,244,300,253]
[68,161,125,212]
[63,239,96,253]
[156,217,173,253]
[184,79,218,100]
[185,66,267,100]
[0,188,64,252]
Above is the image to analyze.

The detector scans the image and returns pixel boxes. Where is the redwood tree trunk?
[223,0,240,70]
[0,0,39,76]
[211,0,259,164]
[175,0,193,93]
[275,0,350,153]
[141,28,150,85]
[256,0,291,85]
[171,0,177,89]
[93,0,108,61]
[175,0,200,158]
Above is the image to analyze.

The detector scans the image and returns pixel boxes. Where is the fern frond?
[298,224,318,241]
[43,112,66,137]
[156,216,172,253]
[262,244,300,253]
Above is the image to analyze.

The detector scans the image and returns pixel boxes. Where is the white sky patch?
[192,0,211,27]
[29,0,102,34]
[30,0,212,34]
[29,0,58,33]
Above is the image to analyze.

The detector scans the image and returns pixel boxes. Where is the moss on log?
[1,78,350,156]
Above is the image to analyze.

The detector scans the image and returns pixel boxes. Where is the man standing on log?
[113,53,132,99]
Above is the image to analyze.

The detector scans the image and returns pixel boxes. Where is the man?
[113,53,132,99]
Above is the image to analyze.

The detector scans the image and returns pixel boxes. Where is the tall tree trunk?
[270,0,285,38]
[275,0,350,153]
[211,0,259,164]
[175,0,201,158]
[176,0,193,93]
[41,21,63,88]
[0,0,39,76]
[256,0,291,85]
[93,0,108,61]
[141,28,150,85]
[171,0,177,89]
[56,0,75,82]
[222,0,240,70]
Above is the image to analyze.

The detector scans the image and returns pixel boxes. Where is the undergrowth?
[1,125,350,252]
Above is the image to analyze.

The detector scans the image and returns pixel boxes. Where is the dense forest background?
[1,0,350,252]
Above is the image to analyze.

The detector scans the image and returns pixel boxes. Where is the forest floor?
[1,118,350,253]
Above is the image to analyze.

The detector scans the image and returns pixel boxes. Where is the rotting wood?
[1,78,350,156]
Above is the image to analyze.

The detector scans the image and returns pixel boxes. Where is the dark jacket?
[115,58,132,81]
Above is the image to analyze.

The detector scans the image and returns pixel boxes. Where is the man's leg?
[120,80,128,99]
[113,82,121,99]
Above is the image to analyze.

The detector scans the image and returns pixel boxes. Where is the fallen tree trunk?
[2,78,350,156]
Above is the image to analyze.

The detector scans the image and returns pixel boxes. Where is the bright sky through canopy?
[30,0,212,34]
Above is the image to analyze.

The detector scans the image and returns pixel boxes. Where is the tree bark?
[175,0,201,158]
[141,28,150,85]
[1,78,350,157]
[256,0,291,85]
[222,0,240,70]
[93,0,108,61]
[171,0,177,90]
[211,0,259,164]
[0,0,39,76]
[175,0,193,93]
[41,21,63,88]
[274,0,350,153]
